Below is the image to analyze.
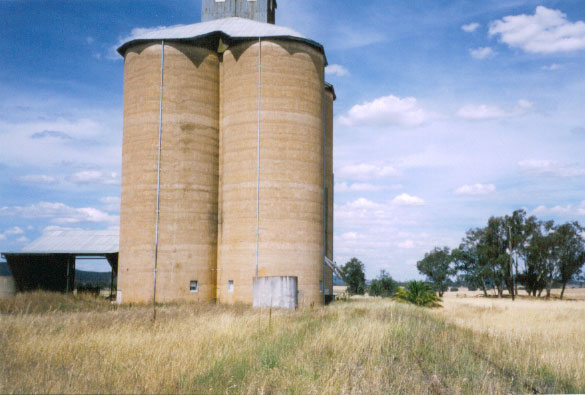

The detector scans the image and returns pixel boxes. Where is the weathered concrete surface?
[202,0,277,24]
[118,42,220,304]
[217,39,326,306]
[0,276,16,298]
[118,37,333,306]
[253,276,298,309]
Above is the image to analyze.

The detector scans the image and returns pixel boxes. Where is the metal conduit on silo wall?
[118,42,220,303]
[218,39,325,306]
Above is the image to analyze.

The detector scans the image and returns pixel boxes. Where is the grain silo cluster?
[116,0,335,307]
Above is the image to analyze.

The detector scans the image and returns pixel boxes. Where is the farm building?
[116,0,336,306]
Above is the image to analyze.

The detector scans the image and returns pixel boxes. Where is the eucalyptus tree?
[555,222,585,299]
[416,246,453,297]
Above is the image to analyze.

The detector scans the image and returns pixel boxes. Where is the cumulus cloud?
[109,25,183,59]
[489,6,585,54]
[325,64,349,77]
[100,196,121,212]
[532,202,585,217]
[462,22,480,33]
[31,130,73,140]
[391,193,425,206]
[454,183,496,196]
[337,163,399,180]
[15,174,57,185]
[398,239,416,249]
[518,160,585,177]
[335,182,402,193]
[456,100,532,120]
[542,63,563,71]
[0,202,119,225]
[470,47,495,59]
[68,170,120,185]
[339,95,432,128]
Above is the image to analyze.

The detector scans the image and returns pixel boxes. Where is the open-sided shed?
[1,229,118,293]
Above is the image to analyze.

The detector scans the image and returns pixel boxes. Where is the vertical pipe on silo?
[153,40,165,312]
[256,37,262,278]
[322,66,326,306]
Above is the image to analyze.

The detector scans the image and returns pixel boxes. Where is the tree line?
[417,209,585,299]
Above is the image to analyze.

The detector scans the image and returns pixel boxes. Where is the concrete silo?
[116,1,335,306]
[118,41,220,303]
[218,39,325,306]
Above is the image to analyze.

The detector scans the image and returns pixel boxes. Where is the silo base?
[253,276,298,309]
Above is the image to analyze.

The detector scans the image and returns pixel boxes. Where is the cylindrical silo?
[218,39,325,305]
[325,85,335,300]
[118,42,220,303]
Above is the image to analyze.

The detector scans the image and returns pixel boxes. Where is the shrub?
[393,281,441,307]
[450,287,459,292]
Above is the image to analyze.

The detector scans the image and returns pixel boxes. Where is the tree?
[555,222,585,299]
[416,247,453,297]
[368,270,397,297]
[341,257,366,295]
[452,228,493,297]
[393,281,441,307]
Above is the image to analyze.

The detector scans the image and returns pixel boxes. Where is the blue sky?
[1,0,584,279]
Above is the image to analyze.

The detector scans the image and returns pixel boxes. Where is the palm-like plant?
[393,281,441,307]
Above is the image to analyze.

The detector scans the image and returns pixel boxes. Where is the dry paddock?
[0,291,584,394]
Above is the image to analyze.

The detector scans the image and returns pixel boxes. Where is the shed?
[1,229,119,294]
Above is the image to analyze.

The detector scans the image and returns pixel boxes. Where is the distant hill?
[0,261,11,276]
[333,274,346,286]
[76,270,114,286]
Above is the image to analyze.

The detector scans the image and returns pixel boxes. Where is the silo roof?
[117,17,325,60]
[3,229,119,256]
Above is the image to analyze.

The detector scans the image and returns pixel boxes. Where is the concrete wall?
[0,276,16,298]
[118,42,220,303]
[325,88,334,262]
[217,39,325,305]
[253,276,297,309]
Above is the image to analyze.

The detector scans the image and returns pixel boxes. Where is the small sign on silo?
[253,276,298,309]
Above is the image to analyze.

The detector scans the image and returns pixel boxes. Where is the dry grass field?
[1,291,583,394]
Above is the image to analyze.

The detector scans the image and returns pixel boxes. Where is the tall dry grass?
[0,292,582,394]
[438,292,585,390]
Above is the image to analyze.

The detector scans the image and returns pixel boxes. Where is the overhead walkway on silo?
[1,229,118,295]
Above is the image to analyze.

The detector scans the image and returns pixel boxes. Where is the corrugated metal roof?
[117,17,325,58]
[11,230,119,255]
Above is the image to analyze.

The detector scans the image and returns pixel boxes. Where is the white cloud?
[15,174,57,185]
[337,163,399,180]
[339,95,432,128]
[398,239,415,249]
[542,63,563,71]
[518,160,585,177]
[109,25,183,60]
[4,227,24,236]
[462,22,480,33]
[325,64,349,77]
[532,202,585,217]
[0,226,25,241]
[0,202,119,225]
[391,193,425,206]
[69,171,120,185]
[335,182,401,193]
[100,196,121,212]
[455,183,496,196]
[470,47,495,59]
[489,6,585,54]
[456,100,532,120]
